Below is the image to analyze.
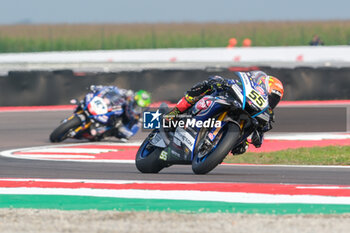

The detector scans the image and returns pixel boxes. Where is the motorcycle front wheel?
[135,134,165,173]
[192,123,240,174]
[49,115,82,142]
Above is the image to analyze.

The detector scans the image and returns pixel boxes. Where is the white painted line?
[1,134,349,166]
[1,187,350,205]
[265,132,350,140]
[13,154,95,159]
[0,142,140,163]
[3,178,350,189]
[222,163,350,169]
[0,154,134,163]
[0,178,201,184]
[18,148,118,154]
[296,186,350,190]
[2,178,350,191]
[1,141,350,167]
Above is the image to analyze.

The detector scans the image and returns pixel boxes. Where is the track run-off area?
[0,101,350,214]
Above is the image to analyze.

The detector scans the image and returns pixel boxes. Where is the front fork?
[193,111,231,159]
[205,111,253,150]
[66,110,92,136]
[207,111,229,142]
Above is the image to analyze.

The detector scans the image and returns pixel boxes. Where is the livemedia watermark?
[143,110,221,130]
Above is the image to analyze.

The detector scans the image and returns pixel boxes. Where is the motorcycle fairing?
[147,126,194,163]
[174,127,196,152]
[156,127,195,163]
[191,96,226,122]
[234,72,270,120]
[87,96,108,115]
[149,131,167,148]
[160,144,192,164]
[84,91,124,124]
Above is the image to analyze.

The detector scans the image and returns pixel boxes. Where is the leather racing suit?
[166,74,276,154]
[90,85,142,140]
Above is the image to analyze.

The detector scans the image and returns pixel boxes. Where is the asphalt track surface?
[0,107,349,185]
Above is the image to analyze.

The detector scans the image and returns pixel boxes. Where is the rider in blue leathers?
[89,85,151,140]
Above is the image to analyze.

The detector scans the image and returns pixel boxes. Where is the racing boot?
[164,107,181,121]
[164,96,192,121]
[115,125,134,142]
[163,96,192,130]
[251,130,263,148]
[231,141,249,155]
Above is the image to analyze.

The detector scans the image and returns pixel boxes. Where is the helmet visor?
[103,91,122,106]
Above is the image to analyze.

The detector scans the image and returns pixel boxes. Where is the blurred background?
[1,0,350,108]
[1,0,350,51]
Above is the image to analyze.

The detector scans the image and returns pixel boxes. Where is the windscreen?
[103,90,123,107]
[250,71,269,95]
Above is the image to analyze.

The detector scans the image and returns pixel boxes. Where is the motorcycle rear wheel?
[192,123,240,174]
[135,137,165,173]
[49,116,82,142]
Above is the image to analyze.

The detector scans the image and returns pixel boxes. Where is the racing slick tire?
[192,123,240,174]
[49,116,82,142]
[135,138,165,173]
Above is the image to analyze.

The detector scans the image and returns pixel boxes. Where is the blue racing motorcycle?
[50,87,126,142]
[135,72,272,174]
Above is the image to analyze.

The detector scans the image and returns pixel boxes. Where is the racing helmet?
[267,76,284,109]
[104,90,122,106]
[134,90,151,107]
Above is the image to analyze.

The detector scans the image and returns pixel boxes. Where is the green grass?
[1,21,350,52]
[224,146,350,165]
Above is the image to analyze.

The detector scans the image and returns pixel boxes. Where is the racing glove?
[208,75,227,91]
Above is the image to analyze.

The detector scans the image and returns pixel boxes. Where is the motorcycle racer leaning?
[165,71,284,155]
[89,85,151,140]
